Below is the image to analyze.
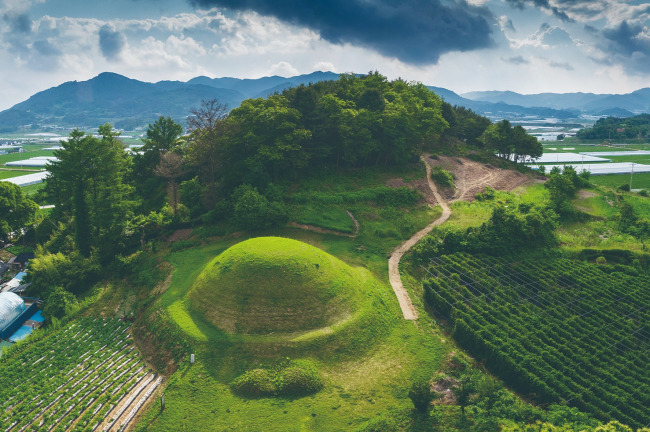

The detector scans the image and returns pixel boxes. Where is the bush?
[231,184,288,230]
[276,360,324,396]
[230,369,276,397]
[409,378,435,413]
[230,360,324,398]
[431,166,455,188]
[26,249,101,297]
[42,286,78,319]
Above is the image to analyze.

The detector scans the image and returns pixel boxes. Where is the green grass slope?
[189,237,362,335]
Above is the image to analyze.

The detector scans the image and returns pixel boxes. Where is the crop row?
[422,253,649,428]
[0,318,151,432]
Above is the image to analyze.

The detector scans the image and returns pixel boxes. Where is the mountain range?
[0,71,647,132]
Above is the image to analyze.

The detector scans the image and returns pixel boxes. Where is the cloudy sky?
[1,0,649,110]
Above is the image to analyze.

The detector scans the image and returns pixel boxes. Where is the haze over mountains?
[1,71,648,132]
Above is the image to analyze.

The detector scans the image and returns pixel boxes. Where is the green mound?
[188,237,365,335]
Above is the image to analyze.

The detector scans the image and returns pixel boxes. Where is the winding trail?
[388,155,452,320]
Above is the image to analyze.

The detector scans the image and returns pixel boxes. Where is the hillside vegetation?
[2,71,649,432]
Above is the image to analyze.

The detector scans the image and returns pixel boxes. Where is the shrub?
[42,286,77,319]
[408,378,435,413]
[230,369,276,397]
[231,184,288,230]
[276,360,324,396]
[595,256,607,265]
[431,166,455,188]
[230,360,324,398]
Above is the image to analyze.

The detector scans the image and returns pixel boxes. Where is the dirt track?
[387,154,537,321]
[388,156,451,320]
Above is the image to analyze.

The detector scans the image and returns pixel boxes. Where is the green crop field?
[0,150,54,165]
[0,318,155,432]
[589,172,650,190]
[0,169,35,180]
[422,253,650,429]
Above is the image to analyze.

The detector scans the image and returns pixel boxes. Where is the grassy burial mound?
[187,237,395,346]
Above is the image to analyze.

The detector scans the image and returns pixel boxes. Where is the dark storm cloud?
[189,0,495,64]
[98,24,126,60]
[603,21,650,57]
[598,21,650,72]
[502,55,529,64]
[504,0,573,22]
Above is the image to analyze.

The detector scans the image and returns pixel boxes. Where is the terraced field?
[0,318,162,432]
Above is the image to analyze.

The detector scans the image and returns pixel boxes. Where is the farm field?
[0,318,159,432]
[0,169,36,180]
[0,149,54,165]
[422,253,650,429]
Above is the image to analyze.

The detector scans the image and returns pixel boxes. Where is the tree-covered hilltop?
[218,72,449,186]
[24,71,541,318]
[577,113,650,140]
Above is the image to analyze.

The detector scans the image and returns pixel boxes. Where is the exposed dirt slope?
[428,155,533,202]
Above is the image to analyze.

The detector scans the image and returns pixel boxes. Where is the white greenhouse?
[0,292,26,331]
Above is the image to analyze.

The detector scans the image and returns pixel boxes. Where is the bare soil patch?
[167,228,193,243]
[578,189,598,199]
[426,155,532,202]
[386,177,438,206]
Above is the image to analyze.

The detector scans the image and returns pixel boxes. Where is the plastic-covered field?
[580,151,650,156]
[531,162,650,175]
[4,171,48,187]
[523,152,610,163]
[4,156,57,167]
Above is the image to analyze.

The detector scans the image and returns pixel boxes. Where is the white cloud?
[313,61,336,72]
[268,61,299,77]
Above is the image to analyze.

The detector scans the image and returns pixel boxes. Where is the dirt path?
[388,155,452,320]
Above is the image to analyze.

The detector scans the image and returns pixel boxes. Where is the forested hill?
[577,113,650,140]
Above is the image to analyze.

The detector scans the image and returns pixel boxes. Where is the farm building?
[0,292,43,342]
[13,252,35,269]
[1,271,28,294]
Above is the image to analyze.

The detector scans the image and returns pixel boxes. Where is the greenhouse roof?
[0,292,25,331]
